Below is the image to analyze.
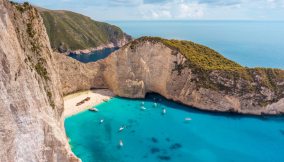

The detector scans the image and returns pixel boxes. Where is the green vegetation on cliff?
[10,1,32,13]
[10,1,55,108]
[39,9,131,52]
[132,37,243,71]
[131,37,284,102]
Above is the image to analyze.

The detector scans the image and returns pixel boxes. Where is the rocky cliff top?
[56,36,284,115]
[95,37,284,115]
[129,37,284,98]
[130,37,243,70]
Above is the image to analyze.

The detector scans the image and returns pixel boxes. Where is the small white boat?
[89,107,99,112]
[184,118,192,121]
[154,103,158,107]
[119,126,125,132]
[99,119,104,124]
[119,140,123,147]
[162,108,166,115]
[141,102,144,106]
[140,106,146,110]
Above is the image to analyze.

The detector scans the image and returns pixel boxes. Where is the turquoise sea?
[65,21,284,162]
[65,94,284,162]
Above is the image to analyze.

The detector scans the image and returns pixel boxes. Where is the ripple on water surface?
[65,94,284,162]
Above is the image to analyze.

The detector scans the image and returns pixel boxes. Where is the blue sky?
[14,0,284,21]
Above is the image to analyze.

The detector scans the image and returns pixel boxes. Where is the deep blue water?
[110,21,284,69]
[65,94,284,162]
[68,47,118,63]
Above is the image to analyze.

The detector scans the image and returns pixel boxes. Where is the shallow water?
[65,94,284,162]
[68,47,118,63]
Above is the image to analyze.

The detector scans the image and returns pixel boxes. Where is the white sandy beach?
[63,89,114,118]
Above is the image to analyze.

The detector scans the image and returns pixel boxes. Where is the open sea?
[111,21,284,69]
[65,21,284,162]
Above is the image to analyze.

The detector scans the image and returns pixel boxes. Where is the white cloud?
[266,0,284,8]
[109,0,143,6]
[139,0,205,19]
[15,0,284,20]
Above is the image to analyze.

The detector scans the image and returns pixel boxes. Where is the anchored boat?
[162,108,166,115]
[89,107,99,112]
[119,140,123,147]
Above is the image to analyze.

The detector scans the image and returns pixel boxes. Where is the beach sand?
[63,89,114,117]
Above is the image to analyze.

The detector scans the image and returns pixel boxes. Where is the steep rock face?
[55,53,106,95]
[0,1,78,161]
[100,38,284,115]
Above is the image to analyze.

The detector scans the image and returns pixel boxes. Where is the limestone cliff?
[57,37,284,115]
[1,1,282,161]
[55,53,106,95]
[0,1,78,161]
[97,37,284,115]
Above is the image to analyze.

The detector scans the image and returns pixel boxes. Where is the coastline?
[67,37,131,55]
[63,89,115,118]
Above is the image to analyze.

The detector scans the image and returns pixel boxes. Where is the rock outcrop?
[55,53,106,95]
[100,37,284,115]
[57,37,284,115]
[0,1,78,161]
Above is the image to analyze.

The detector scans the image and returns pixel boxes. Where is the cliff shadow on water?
[118,92,284,121]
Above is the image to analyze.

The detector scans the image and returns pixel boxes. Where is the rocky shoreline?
[57,38,284,116]
[68,36,130,55]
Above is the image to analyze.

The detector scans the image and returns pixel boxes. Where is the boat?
[89,107,99,112]
[140,106,146,110]
[119,140,123,147]
[184,118,192,122]
[141,102,144,106]
[76,97,91,106]
[154,103,158,107]
[162,108,166,115]
[99,119,104,124]
[119,126,125,132]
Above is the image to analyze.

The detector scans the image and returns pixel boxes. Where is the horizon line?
[106,19,284,22]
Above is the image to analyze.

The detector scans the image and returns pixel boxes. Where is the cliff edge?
[57,37,284,115]
[100,37,284,115]
[0,1,78,161]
